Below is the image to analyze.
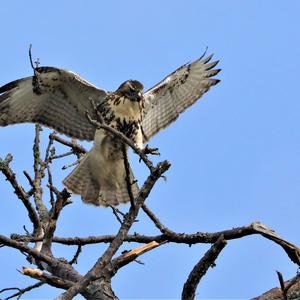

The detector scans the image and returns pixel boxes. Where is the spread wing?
[0,67,108,140]
[141,53,221,142]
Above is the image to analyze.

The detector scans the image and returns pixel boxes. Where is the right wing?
[0,67,108,140]
[141,53,221,142]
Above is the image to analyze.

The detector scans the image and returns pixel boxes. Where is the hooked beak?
[137,91,143,102]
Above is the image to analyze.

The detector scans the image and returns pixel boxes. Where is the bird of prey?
[0,52,221,206]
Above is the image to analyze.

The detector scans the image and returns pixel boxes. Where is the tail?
[63,150,139,206]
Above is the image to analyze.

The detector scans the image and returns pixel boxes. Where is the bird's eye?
[129,86,135,93]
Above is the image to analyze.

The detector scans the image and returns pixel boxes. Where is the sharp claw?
[143,145,160,156]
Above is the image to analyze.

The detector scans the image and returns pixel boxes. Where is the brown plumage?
[0,53,221,206]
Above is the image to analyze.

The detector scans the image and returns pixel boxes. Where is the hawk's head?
[116,80,144,102]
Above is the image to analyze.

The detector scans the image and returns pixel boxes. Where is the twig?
[51,151,74,160]
[181,235,227,300]
[62,159,81,170]
[23,170,34,188]
[69,245,82,265]
[121,144,135,207]
[28,44,35,71]
[142,204,167,233]
[0,154,40,230]
[276,271,287,300]
[109,205,124,224]
[0,282,44,300]
[47,166,55,206]
[50,133,87,155]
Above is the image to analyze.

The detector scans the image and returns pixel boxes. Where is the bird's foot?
[142,144,160,156]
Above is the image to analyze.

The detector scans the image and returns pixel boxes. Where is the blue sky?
[0,1,300,299]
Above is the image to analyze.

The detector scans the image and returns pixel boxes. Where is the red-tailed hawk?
[0,53,220,206]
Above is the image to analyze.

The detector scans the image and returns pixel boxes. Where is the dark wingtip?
[207,68,222,78]
[206,60,219,70]
[202,54,214,64]
[199,47,209,60]
[214,79,221,85]
[0,79,21,94]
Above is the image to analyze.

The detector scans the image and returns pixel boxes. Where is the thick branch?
[12,222,300,265]
[181,235,227,300]
[21,267,73,289]
[0,234,57,266]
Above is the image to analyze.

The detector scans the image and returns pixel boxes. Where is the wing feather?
[142,54,221,142]
[0,67,108,140]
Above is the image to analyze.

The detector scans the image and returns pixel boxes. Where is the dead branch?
[21,268,73,289]
[32,124,48,225]
[0,234,57,266]
[181,235,227,300]
[0,282,44,300]
[252,272,300,300]
[142,203,168,232]
[0,154,40,230]
[11,221,300,264]
[49,133,87,155]
[1,119,300,299]
[41,188,70,255]
[108,241,163,275]
[121,144,135,207]
[56,160,171,299]
[68,245,82,265]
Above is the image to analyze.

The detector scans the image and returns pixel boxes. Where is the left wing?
[0,67,107,140]
[141,53,221,142]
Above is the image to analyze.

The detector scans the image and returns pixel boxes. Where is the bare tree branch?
[0,282,44,300]
[2,119,300,299]
[142,203,168,232]
[277,271,288,300]
[49,133,87,155]
[182,235,227,300]
[11,222,300,264]
[21,268,73,290]
[252,272,300,300]
[108,241,163,275]
[41,188,70,255]
[32,124,48,225]
[0,154,40,230]
[56,160,171,299]
[121,144,135,207]
[68,245,82,265]
[0,234,57,266]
